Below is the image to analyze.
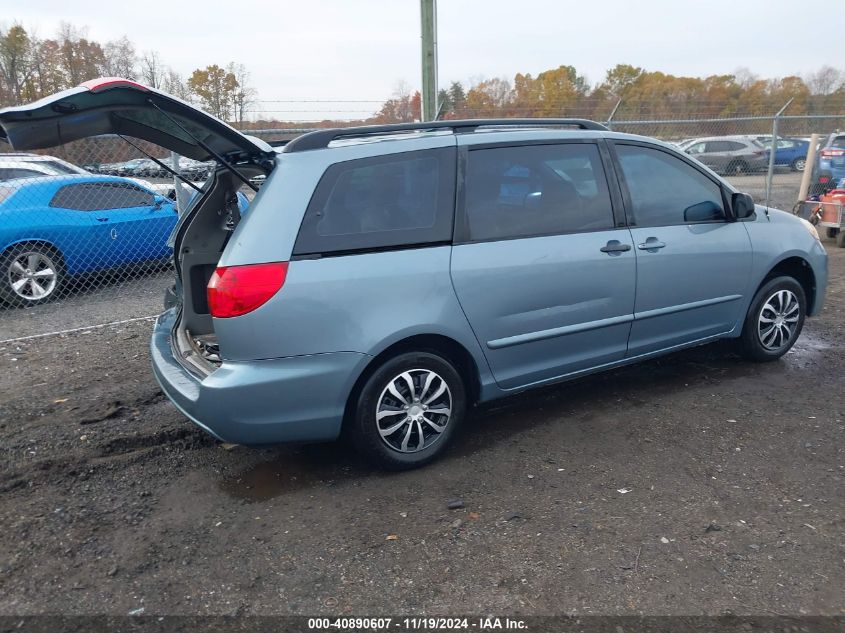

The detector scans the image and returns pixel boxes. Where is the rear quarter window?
[293,147,456,255]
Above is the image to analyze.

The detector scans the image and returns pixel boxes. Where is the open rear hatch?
[0,77,272,162]
[0,77,277,373]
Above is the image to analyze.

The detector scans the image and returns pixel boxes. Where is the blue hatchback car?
[0,79,829,469]
[764,137,810,172]
[0,174,177,305]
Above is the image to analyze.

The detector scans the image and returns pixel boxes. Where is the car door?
[52,181,176,268]
[611,142,753,357]
[46,183,115,273]
[85,182,178,264]
[450,140,636,390]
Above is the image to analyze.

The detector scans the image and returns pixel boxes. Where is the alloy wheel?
[375,369,453,453]
[757,289,800,351]
[7,251,58,302]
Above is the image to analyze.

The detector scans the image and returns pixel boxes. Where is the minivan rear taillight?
[207,262,288,318]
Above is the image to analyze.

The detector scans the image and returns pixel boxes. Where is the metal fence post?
[170,151,190,214]
[766,98,793,207]
[605,99,622,131]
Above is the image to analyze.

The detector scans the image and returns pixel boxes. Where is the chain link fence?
[0,114,842,339]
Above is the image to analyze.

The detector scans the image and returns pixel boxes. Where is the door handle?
[600,240,632,254]
[637,238,666,251]
[95,217,108,222]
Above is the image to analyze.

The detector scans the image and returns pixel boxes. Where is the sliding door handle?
[600,240,632,254]
[637,238,666,250]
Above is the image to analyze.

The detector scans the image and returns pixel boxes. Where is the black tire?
[349,351,467,470]
[826,227,839,239]
[0,243,65,307]
[791,157,806,172]
[836,230,845,249]
[726,160,748,175]
[738,276,806,362]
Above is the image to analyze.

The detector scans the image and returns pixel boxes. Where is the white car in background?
[0,152,175,197]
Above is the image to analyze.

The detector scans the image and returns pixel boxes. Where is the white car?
[0,151,174,197]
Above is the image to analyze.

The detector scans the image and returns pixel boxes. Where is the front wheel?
[350,352,467,470]
[738,276,806,362]
[0,244,64,307]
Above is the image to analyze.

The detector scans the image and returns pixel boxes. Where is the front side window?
[616,144,725,227]
[293,147,455,255]
[462,143,614,242]
[50,182,155,211]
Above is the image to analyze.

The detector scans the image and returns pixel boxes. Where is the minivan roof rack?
[283,118,608,153]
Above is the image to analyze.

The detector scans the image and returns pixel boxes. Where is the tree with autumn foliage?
[188,64,239,120]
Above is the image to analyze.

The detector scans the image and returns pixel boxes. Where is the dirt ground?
[0,243,843,618]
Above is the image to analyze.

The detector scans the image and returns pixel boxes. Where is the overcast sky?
[9,0,839,120]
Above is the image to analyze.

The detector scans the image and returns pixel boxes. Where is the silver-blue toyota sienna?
[0,79,828,469]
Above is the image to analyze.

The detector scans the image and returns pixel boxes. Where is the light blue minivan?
[0,79,828,469]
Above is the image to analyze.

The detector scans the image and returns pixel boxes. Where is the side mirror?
[684,200,725,222]
[731,192,755,219]
[152,195,166,209]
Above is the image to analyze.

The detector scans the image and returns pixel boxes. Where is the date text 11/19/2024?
[307,616,528,630]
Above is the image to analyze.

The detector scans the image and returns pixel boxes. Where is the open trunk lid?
[0,77,272,162]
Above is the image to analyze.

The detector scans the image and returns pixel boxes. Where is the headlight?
[799,218,821,241]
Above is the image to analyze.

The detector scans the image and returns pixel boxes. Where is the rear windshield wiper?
[147,98,259,192]
[117,134,203,194]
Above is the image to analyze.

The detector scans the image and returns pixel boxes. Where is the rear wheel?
[726,160,748,175]
[0,244,64,307]
[791,157,806,172]
[837,231,845,248]
[738,276,805,362]
[350,351,466,470]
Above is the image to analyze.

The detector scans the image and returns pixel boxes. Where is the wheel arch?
[341,333,484,435]
[759,255,817,313]
[2,238,66,268]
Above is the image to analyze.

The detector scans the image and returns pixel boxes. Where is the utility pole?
[420,0,438,121]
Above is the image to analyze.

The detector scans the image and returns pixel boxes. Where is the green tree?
[188,64,239,120]
[0,24,33,105]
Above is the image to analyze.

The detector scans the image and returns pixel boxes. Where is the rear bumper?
[150,308,370,445]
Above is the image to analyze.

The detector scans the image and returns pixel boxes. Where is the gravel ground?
[0,237,842,618]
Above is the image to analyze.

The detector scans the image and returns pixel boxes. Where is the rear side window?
[461,143,614,242]
[706,141,730,152]
[616,144,725,227]
[293,147,456,255]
